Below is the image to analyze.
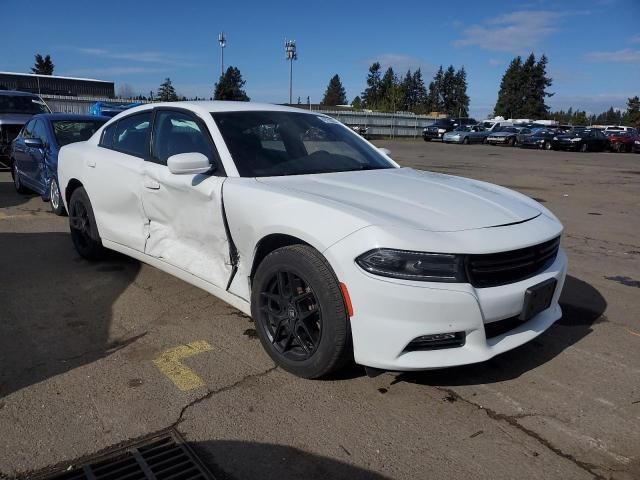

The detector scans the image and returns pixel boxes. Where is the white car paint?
[58,101,568,371]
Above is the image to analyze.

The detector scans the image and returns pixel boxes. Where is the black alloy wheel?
[259,270,321,362]
[68,187,105,260]
[251,245,352,378]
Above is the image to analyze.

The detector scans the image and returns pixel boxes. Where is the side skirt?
[102,239,252,316]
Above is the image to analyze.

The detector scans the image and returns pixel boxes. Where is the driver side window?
[151,110,213,166]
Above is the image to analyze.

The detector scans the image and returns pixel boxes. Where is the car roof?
[32,113,111,122]
[121,101,320,117]
[31,113,110,122]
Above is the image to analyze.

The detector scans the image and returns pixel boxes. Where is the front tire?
[251,245,352,379]
[544,141,552,150]
[462,137,469,145]
[68,187,105,260]
[580,143,588,153]
[49,177,66,216]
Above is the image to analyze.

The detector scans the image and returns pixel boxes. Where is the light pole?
[218,32,226,77]
[285,39,297,105]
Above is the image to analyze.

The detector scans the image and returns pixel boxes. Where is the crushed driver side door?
[141,108,232,289]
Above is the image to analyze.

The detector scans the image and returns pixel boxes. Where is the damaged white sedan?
[58,102,567,378]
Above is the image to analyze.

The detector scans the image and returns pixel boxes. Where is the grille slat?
[467,237,560,288]
[39,431,213,480]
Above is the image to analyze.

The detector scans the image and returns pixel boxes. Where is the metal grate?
[39,431,214,480]
[466,236,560,288]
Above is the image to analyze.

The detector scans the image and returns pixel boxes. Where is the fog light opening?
[405,332,466,351]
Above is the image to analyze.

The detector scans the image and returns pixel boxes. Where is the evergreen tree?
[452,67,470,117]
[401,70,414,111]
[427,66,445,113]
[351,95,362,110]
[321,74,347,106]
[362,62,382,109]
[157,78,178,101]
[623,96,640,128]
[494,53,553,118]
[379,67,400,112]
[412,69,428,113]
[31,54,54,75]
[494,57,523,118]
[214,66,250,101]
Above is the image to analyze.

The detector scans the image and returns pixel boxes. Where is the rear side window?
[112,112,151,157]
[99,123,117,148]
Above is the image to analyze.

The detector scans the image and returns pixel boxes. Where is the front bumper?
[324,222,567,371]
[487,137,511,145]
[423,129,445,140]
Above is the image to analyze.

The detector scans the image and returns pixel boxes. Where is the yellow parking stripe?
[153,340,213,391]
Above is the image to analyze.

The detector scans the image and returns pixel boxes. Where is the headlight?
[570,137,582,142]
[553,137,558,140]
[438,128,446,133]
[635,140,640,145]
[356,249,467,282]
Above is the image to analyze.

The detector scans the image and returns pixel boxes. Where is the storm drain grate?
[40,430,214,480]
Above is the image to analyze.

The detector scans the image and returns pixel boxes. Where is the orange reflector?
[339,282,354,317]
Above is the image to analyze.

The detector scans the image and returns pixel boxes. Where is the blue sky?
[1,0,638,118]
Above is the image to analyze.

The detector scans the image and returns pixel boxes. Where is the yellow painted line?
[153,340,213,391]
[626,328,640,338]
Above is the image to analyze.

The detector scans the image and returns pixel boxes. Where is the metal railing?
[41,96,437,137]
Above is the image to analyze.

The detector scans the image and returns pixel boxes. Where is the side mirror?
[24,138,43,148]
[167,152,211,175]
[378,147,392,156]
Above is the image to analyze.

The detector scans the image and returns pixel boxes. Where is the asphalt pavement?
[0,141,639,479]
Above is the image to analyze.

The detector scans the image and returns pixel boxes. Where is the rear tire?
[49,177,66,216]
[68,187,105,260]
[11,163,29,194]
[251,244,352,379]
[423,137,431,142]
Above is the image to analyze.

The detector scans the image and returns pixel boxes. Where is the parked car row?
[432,118,640,154]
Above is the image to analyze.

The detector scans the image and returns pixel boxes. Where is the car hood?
[257,168,541,232]
[0,113,33,125]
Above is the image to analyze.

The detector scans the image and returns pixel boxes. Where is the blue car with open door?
[10,113,108,215]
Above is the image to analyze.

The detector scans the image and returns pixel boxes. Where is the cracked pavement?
[1,142,639,479]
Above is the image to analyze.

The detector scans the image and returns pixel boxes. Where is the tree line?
[22,52,640,129]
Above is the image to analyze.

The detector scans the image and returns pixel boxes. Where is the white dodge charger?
[58,102,567,378]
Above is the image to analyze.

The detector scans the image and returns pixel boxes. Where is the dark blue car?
[11,113,108,214]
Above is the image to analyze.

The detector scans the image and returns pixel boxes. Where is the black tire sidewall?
[69,187,104,260]
[251,245,350,378]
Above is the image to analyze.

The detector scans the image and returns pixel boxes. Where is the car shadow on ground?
[0,178,39,209]
[190,440,390,480]
[391,275,606,386]
[0,232,143,398]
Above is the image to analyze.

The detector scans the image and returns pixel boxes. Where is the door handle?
[86,158,96,168]
[144,179,160,190]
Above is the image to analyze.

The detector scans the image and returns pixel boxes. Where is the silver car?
[442,125,490,144]
[486,126,525,146]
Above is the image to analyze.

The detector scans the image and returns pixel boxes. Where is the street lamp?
[285,39,297,105]
[218,32,226,77]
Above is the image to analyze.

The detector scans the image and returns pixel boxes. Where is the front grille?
[484,316,524,339]
[39,431,214,480]
[466,237,560,288]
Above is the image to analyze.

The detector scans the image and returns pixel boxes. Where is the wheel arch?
[65,178,84,206]
[249,233,313,283]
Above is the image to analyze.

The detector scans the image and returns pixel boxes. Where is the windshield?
[53,120,106,147]
[212,111,395,177]
[0,95,50,114]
